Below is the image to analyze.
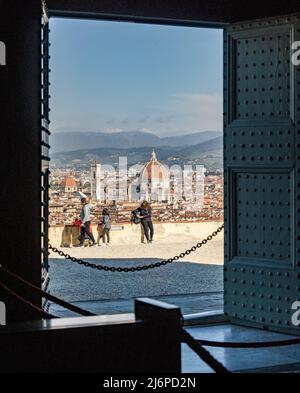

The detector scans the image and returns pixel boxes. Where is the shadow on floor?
[48,258,223,315]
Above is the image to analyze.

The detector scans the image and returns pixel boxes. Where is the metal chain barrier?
[195,336,300,348]
[181,329,231,373]
[0,265,96,317]
[49,224,224,273]
[2,256,300,373]
[0,281,57,320]
[181,329,300,373]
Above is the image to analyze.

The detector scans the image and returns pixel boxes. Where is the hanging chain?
[41,0,49,24]
[49,224,224,273]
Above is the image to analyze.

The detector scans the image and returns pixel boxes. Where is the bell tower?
[90,160,101,201]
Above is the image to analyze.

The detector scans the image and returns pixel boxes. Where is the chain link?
[49,224,224,273]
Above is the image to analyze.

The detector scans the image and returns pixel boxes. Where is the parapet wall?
[49,221,222,247]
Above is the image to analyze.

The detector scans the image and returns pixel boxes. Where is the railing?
[0,298,182,373]
[1,264,300,373]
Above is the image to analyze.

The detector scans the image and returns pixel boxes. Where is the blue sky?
[50,18,223,137]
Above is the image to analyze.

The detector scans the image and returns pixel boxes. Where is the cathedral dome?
[61,176,77,188]
[60,176,77,193]
[141,150,169,182]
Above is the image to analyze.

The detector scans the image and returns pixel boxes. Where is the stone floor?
[48,258,223,303]
[48,301,300,373]
[182,324,300,373]
[49,291,223,317]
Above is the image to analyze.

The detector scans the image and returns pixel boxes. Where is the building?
[60,176,77,193]
[130,150,170,202]
[90,161,101,201]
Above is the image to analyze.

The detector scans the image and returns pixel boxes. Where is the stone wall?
[49,221,223,247]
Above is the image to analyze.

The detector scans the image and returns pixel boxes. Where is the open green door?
[224,13,300,333]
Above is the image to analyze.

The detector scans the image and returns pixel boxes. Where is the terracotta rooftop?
[61,176,77,188]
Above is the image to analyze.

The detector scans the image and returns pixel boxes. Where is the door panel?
[41,7,50,296]
[224,14,300,332]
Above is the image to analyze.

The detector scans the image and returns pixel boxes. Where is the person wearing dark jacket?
[132,201,154,244]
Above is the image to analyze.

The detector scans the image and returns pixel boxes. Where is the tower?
[90,160,101,201]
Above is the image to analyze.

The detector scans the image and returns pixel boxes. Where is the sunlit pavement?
[48,235,224,315]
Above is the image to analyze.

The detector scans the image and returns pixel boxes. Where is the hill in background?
[51,133,223,172]
[51,130,222,153]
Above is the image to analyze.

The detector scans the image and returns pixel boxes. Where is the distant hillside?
[51,130,222,153]
[177,136,223,158]
[51,136,223,171]
[161,131,221,147]
[51,131,161,153]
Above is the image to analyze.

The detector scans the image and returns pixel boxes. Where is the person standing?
[132,201,154,244]
[97,221,104,246]
[140,223,146,244]
[79,198,96,246]
[102,208,111,246]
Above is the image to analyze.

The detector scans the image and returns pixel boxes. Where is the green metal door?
[224,14,300,333]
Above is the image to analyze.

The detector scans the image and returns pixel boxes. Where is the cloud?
[105,119,115,125]
[138,116,150,123]
[170,92,223,132]
[140,127,154,133]
[51,92,223,136]
[133,92,222,136]
[154,115,174,124]
[104,128,124,133]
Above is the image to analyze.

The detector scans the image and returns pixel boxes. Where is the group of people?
[74,198,111,247]
[75,198,154,247]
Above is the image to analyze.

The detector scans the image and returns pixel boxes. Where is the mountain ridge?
[51,130,222,153]
[51,136,223,171]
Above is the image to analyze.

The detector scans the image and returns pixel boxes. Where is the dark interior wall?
[48,0,300,24]
[0,0,42,322]
[47,0,227,24]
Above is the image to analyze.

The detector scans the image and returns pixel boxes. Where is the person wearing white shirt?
[79,198,96,246]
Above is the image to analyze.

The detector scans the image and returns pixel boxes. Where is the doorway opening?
[46,17,224,316]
